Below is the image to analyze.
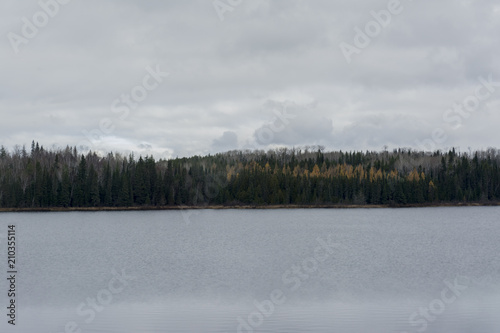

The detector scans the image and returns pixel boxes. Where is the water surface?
[0,207,499,332]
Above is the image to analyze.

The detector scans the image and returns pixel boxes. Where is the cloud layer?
[1,0,499,158]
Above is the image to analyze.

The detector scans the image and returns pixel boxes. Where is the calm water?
[0,207,499,332]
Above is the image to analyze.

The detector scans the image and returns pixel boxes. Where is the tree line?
[0,142,499,208]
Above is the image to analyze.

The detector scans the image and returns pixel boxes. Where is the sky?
[1,0,499,159]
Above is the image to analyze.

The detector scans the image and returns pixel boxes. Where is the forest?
[0,141,500,208]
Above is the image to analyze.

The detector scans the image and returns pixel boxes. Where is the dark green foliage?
[1,143,500,208]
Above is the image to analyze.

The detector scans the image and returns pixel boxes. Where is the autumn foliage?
[0,143,499,208]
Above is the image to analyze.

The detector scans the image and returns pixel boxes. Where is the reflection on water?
[1,207,499,332]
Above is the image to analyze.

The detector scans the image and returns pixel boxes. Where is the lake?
[0,207,499,332]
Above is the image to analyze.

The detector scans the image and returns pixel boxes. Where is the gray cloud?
[252,101,334,147]
[1,0,499,158]
[212,131,238,153]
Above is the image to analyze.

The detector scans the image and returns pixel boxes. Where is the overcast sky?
[1,0,499,158]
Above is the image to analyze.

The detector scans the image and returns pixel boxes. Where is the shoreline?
[0,202,499,212]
